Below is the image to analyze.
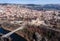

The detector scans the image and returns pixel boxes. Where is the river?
[0,27,27,41]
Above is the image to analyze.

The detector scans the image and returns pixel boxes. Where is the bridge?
[1,20,60,38]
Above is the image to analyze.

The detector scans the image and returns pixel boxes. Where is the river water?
[0,27,27,41]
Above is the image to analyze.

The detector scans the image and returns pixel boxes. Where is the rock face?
[33,32,42,41]
[1,24,60,41]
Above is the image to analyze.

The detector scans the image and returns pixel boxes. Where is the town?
[0,4,60,41]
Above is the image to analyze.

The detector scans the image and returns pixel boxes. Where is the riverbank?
[1,25,30,41]
[1,24,44,41]
[0,27,27,41]
[2,24,60,41]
